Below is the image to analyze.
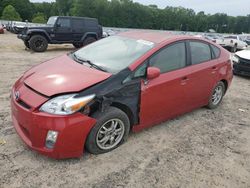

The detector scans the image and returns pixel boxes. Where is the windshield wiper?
[72,53,107,72]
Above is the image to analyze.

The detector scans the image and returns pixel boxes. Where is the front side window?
[190,41,211,65]
[149,42,186,73]
[57,18,71,28]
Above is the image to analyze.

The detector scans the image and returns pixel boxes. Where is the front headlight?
[40,94,95,115]
[232,55,239,64]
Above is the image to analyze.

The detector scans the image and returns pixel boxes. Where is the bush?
[32,13,46,23]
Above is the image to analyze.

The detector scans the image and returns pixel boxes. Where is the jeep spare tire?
[29,35,48,52]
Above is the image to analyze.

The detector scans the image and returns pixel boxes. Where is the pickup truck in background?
[223,35,248,52]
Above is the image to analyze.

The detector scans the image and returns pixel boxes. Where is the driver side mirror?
[147,67,160,80]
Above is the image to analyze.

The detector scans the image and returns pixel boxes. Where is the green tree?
[1,0,34,21]
[32,12,46,23]
[1,5,21,21]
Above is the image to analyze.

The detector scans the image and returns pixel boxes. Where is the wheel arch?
[29,31,51,42]
[111,102,135,129]
[80,32,98,41]
[220,79,228,93]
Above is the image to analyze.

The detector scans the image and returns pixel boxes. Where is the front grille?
[239,57,250,65]
[17,100,31,110]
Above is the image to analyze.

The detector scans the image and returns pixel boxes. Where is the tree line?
[1,0,250,34]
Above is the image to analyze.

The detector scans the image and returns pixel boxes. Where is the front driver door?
[139,41,189,128]
[54,17,72,42]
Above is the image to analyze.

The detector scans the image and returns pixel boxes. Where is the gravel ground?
[0,31,250,188]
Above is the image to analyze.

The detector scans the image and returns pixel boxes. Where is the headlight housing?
[232,55,239,64]
[40,94,95,115]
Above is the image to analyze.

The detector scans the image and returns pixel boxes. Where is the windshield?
[47,17,57,25]
[74,36,155,74]
[224,36,237,39]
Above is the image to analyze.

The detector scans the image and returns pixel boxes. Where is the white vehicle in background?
[223,35,248,52]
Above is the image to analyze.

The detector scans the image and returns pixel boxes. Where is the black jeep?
[17,16,103,52]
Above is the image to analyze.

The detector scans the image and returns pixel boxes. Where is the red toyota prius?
[11,31,233,159]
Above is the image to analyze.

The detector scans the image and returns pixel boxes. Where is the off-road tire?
[83,37,96,46]
[29,35,48,52]
[72,42,83,48]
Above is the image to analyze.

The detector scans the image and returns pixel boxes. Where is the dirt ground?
[0,31,250,188]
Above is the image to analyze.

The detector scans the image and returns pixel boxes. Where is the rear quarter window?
[72,19,84,29]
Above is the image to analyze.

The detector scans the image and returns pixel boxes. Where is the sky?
[30,0,250,16]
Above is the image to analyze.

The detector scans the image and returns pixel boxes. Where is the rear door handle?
[211,66,217,74]
[181,76,189,85]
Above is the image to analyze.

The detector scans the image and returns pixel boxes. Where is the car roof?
[118,30,191,44]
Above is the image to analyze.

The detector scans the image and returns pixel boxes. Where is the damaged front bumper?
[11,87,97,159]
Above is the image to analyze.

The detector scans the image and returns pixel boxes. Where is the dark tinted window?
[85,20,98,27]
[149,42,186,73]
[72,19,84,29]
[190,41,211,64]
[211,45,220,59]
[57,18,70,27]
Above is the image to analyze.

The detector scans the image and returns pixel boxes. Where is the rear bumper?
[11,88,96,159]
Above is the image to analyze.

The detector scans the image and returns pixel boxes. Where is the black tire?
[83,37,96,46]
[207,81,225,109]
[24,41,30,49]
[231,44,237,53]
[85,107,130,154]
[72,42,83,48]
[29,35,48,52]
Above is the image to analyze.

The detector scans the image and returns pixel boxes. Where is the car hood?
[236,50,250,60]
[23,54,112,97]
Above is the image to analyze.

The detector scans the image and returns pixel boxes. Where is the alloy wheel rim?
[212,85,223,105]
[96,118,125,150]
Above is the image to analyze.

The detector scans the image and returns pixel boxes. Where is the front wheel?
[85,107,130,154]
[29,35,48,52]
[207,81,225,109]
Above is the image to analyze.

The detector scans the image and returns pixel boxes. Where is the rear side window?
[211,45,221,59]
[57,18,70,28]
[72,19,84,29]
[190,41,211,65]
[149,42,186,73]
[85,20,98,27]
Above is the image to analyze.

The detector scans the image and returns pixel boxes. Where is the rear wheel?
[85,107,130,154]
[231,44,237,53]
[72,42,83,48]
[29,35,48,52]
[207,81,225,109]
[83,37,96,46]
